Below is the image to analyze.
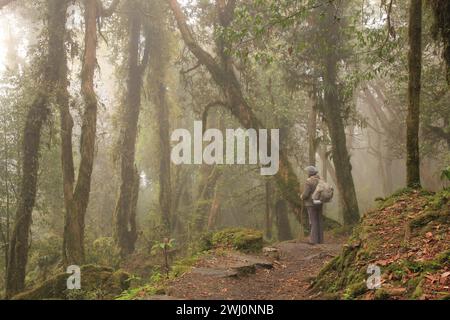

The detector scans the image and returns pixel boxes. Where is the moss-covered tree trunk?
[429,0,450,83]
[192,165,222,234]
[62,0,121,265]
[308,90,317,167]
[155,83,172,233]
[275,200,292,241]
[147,1,173,234]
[321,2,360,225]
[63,0,99,265]
[114,2,149,257]
[406,0,422,188]
[264,179,273,239]
[6,0,69,298]
[207,184,220,231]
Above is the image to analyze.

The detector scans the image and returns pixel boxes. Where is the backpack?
[312,179,334,203]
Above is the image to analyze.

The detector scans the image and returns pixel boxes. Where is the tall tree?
[429,0,450,83]
[307,94,317,167]
[147,1,173,234]
[406,0,422,188]
[275,200,292,241]
[264,179,273,239]
[62,0,119,265]
[114,0,150,257]
[320,2,360,225]
[6,0,69,298]
[167,0,304,225]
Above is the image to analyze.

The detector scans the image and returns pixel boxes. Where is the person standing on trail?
[300,166,324,244]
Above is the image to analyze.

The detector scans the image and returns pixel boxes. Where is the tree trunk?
[147,3,173,234]
[406,0,422,188]
[275,200,292,241]
[264,179,273,239]
[6,0,69,298]
[114,3,149,257]
[192,165,221,233]
[308,96,317,166]
[62,0,99,265]
[156,83,172,234]
[429,1,450,84]
[321,3,360,225]
[207,185,220,232]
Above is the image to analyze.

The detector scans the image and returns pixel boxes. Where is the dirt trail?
[158,237,343,300]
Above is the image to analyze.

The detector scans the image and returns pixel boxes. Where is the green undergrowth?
[312,188,450,300]
[116,254,202,300]
[12,265,130,300]
[117,227,265,300]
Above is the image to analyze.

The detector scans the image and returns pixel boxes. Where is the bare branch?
[180,62,201,74]
[166,0,223,78]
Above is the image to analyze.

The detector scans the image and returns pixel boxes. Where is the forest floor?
[138,189,450,301]
[143,234,345,300]
[312,189,450,300]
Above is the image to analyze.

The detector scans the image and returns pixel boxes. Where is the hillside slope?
[312,189,450,300]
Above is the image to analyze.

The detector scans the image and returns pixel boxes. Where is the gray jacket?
[301,175,320,207]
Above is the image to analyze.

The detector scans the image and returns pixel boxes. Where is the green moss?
[375,188,433,210]
[323,218,342,231]
[343,281,367,300]
[312,243,365,297]
[116,283,166,300]
[169,255,200,278]
[12,265,130,300]
[411,278,425,299]
[116,253,202,300]
[375,187,414,209]
[435,249,450,264]
[201,228,264,253]
[440,294,450,300]
[429,189,450,208]
[314,188,449,300]
[374,289,390,300]
[409,210,450,230]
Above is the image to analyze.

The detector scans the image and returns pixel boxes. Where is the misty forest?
[0,0,449,300]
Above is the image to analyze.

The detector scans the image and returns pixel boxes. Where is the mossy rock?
[201,228,263,253]
[12,265,130,300]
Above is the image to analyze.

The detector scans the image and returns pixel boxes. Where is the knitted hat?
[305,166,318,176]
